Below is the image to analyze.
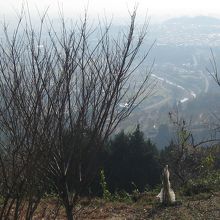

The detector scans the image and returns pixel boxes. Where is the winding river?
[151,73,197,103]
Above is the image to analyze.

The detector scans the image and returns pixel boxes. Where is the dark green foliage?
[104,125,161,193]
[160,139,220,191]
[182,171,220,196]
[100,169,111,200]
[182,180,212,196]
[160,140,176,172]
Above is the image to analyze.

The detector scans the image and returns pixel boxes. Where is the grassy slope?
[32,191,220,219]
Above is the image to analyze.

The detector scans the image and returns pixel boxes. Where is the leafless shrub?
[0,8,155,219]
[163,109,218,186]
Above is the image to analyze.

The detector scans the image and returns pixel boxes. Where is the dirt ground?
[32,191,220,220]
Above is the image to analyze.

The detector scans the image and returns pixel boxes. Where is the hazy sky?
[1,0,220,22]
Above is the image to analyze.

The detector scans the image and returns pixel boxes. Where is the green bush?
[100,169,111,201]
[113,190,132,203]
[182,171,220,196]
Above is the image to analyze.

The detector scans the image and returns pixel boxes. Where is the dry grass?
[2,191,220,219]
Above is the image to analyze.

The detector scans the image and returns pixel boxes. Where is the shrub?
[100,169,111,201]
[182,171,220,196]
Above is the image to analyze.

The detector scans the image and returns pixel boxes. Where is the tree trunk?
[65,205,74,220]
[157,165,176,205]
[162,165,175,205]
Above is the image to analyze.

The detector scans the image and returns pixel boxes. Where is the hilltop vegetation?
[0,9,220,219]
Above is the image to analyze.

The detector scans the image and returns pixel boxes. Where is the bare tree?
[0,11,59,219]
[159,49,220,187]
[0,9,155,219]
[164,108,219,186]
[206,48,220,134]
[207,48,220,86]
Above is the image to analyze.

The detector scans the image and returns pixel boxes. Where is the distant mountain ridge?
[163,16,220,26]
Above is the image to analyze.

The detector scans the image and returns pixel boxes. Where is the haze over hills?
[163,16,220,25]
[151,15,220,47]
[1,14,220,148]
[116,15,220,148]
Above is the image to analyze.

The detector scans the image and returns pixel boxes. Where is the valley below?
[116,16,220,148]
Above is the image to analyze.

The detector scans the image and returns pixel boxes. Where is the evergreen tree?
[105,126,161,193]
[105,131,131,192]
